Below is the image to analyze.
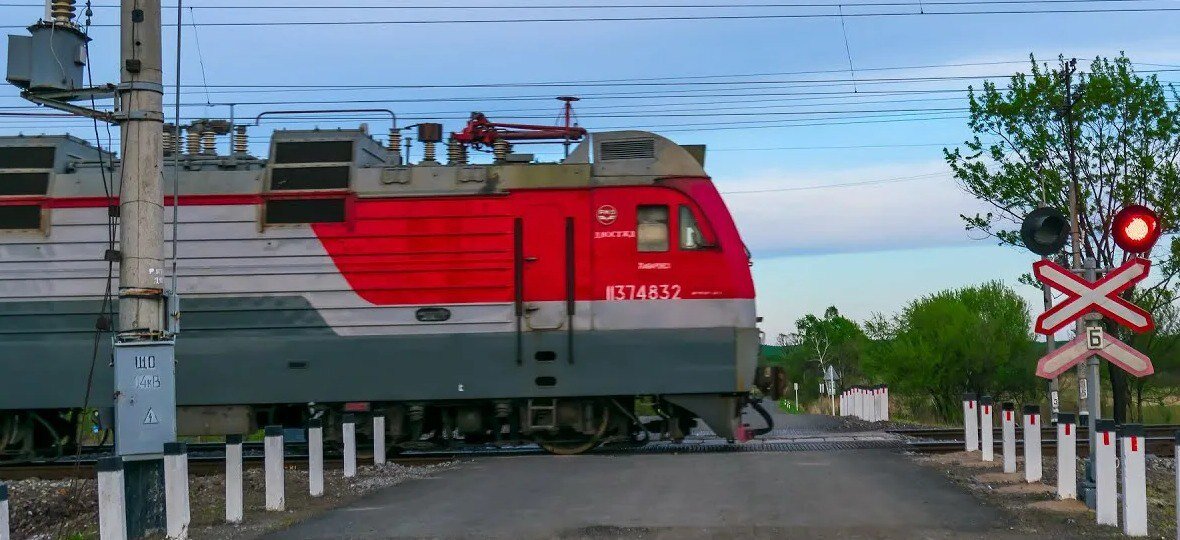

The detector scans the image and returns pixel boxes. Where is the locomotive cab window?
[636,205,669,252]
[679,205,712,250]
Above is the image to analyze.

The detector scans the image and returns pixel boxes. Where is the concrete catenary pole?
[118,0,166,335]
[116,0,172,536]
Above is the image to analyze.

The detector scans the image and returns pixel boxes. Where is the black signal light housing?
[1020,207,1070,256]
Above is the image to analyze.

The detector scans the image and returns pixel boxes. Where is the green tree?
[1127,288,1180,420]
[945,54,1180,421]
[783,306,866,393]
[862,282,1039,421]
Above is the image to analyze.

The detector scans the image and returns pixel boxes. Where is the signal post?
[1021,203,1162,509]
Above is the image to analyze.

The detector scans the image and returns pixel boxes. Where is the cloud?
[719,160,992,257]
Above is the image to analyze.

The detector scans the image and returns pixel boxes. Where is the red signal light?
[1112,204,1161,253]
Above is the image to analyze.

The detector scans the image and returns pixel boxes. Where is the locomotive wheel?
[537,403,610,455]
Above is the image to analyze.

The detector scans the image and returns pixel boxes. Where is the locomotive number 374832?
[606,284,682,300]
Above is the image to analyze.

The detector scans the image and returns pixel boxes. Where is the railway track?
[9,424,1174,480]
[899,423,1180,458]
[889,423,1180,441]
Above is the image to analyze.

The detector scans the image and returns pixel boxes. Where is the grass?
[777,400,802,414]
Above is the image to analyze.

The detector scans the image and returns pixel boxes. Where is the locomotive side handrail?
[253,109,397,133]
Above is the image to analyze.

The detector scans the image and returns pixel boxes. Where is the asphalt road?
[267,413,1055,540]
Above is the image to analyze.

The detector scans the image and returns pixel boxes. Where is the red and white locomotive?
[0,113,759,455]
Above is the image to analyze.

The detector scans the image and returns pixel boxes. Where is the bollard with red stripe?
[1119,424,1147,537]
[1023,405,1042,483]
[962,393,979,452]
[1056,413,1077,500]
[1094,420,1118,526]
[979,396,994,462]
[1001,402,1016,474]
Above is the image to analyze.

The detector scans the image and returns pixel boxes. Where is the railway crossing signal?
[1028,202,1163,381]
[1111,204,1162,254]
[1021,207,1071,256]
[1033,257,1154,335]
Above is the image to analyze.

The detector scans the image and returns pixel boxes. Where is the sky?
[2,0,1179,339]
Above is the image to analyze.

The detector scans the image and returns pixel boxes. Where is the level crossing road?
[266,411,1064,540]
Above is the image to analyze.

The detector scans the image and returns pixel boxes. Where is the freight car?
[0,114,760,456]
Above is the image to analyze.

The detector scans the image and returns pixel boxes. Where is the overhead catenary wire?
[0,0,1173,9]
[719,171,949,194]
[4,4,1180,29]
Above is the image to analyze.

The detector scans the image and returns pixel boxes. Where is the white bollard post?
[373,415,386,466]
[1120,424,1147,537]
[225,435,243,523]
[1056,413,1077,500]
[343,414,357,478]
[1023,405,1042,483]
[308,419,324,498]
[1095,420,1118,526]
[962,393,979,452]
[882,386,890,422]
[264,425,285,511]
[0,483,9,540]
[874,386,883,422]
[979,396,994,462]
[1001,402,1016,474]
[97,456,128,540]
[164,442,191,540]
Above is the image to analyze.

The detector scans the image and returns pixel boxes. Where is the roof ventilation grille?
[600,138,655,161]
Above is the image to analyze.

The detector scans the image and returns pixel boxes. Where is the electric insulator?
[162,124,175,156]
[388,128,401,152]
[493,139,510,163]
[232,125,248,155]
[50,0,76,24]
[423,141,437,163]
[185,128,200,156]
[200,130,216,155]
[447,136,467,165]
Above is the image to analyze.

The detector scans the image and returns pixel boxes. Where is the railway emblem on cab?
[596,205,618,226]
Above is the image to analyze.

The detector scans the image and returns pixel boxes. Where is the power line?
[131,69,1180,90]
[0,0,1168,9]
[719,171,948,194]
[4,5,1180,29]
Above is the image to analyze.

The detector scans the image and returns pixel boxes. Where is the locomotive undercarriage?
[0,409,93,462]
[282,396,705,455]
[0,395,734,461]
